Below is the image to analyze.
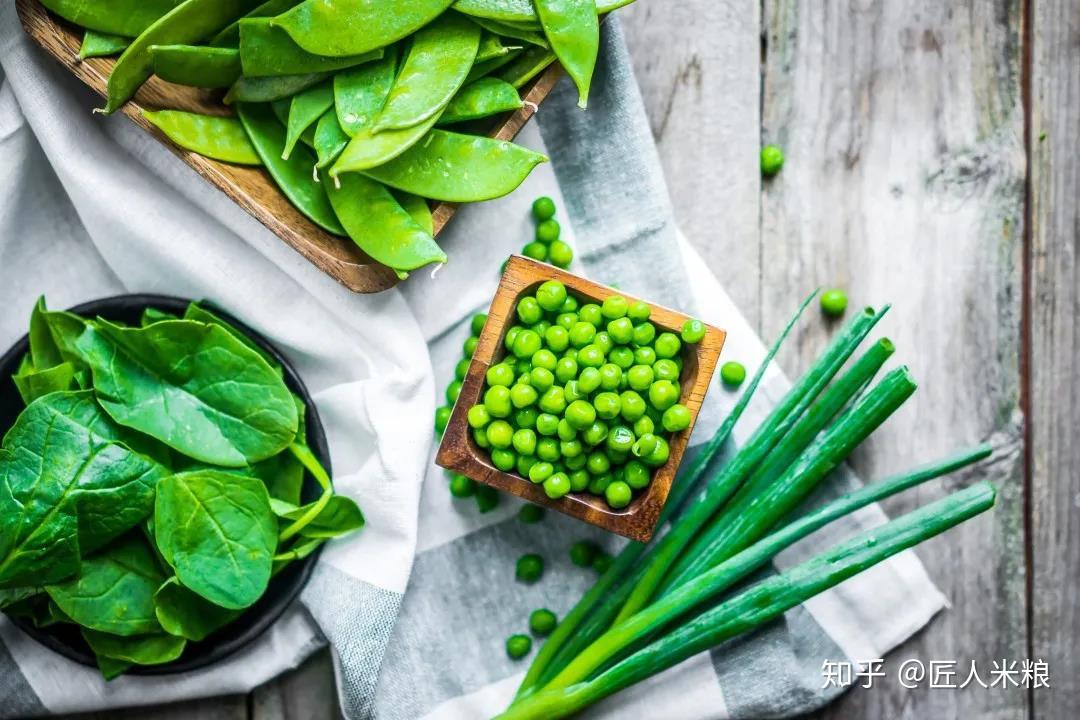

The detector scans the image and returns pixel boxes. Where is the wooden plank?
[56,695,246,720]
[620,1,763,327]
[250,648,340,720]
[759,1,1029,718]
[1029,0,1080,715]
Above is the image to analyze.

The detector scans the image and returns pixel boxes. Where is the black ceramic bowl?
[0,295,329,674]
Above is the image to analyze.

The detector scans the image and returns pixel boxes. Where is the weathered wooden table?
[60,0,1075,718]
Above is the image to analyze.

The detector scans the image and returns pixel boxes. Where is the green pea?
[569,469,590,491]
[578,304,603,327]
[559,439,584,459]
[761,144,785,177]
[467,405,491,429]
[536,219,561,243]
[473,426,491,448]
[627,301,651,323]
[564,380,584,403]
[517,454,538,477]
[506,633,532,659]
[820,289,849,317]
[606,317,634,345]
[530,367,555,392]
[641,435,670,468]
[435,406,452,434]
[515,407,539,429]
[543,472,571,499]
[632,322,656,347]
[593,331,614,355]
[605,480,632,509]
[556,312,578,330]
[516,297,542,326]
[619,390,647,421]
[559,296,579,314]
[537,386,566,415]
[624,460,651,490]
[721,361,747,387]
[529,608,558,637]
[681,319,706,344]
[512,428,538,456]
[564,348,578,362]
[593,391,622,420]
[569,541,598,567]
[587,472,612,495]
[633,415,655,437]
[607,346,635,370]
[562,400,595,430]
[515,358,533,376]
[586,451,611,476]
[654,332,682,359]
[598,364,622,391]
[523,241,549,261]
[557,419,578,441]
[632,433,658,458]
[504,326,522,352]
[449,473,477,498]
[545,325,570,353]
[535,280,567,312]
[507,383,536,410]
[486,420,514,449]
[627,364,655,392]
[516,557,544,582]
[445,380,462,404]
[532,196,557,221]
[653,359,680,382]
[565,453,588,471]
[491,448,516,471]
[487,363,516,387]
[471,313,488,336]
[582,421,609,447]
[592,552,613,574]
[606,425,635,455]
[601,295,628,320]
[633,346,657,366]
[648,380,679,411]
[519,504,545,523]
[571,367,596,394]
[528,462,554,484]
[513,329,542,358]
[484,385,512,417]
[569,321,596,348]
[476,485,500,512]
[536,437,561,462]
[535,412,560,436]
[455,358,471,381]
[554,356,578,384]
[464,336,479,357]
[577,345,605,369]
[662,404,692,432]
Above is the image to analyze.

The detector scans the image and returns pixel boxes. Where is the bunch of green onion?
[494,293,996,720]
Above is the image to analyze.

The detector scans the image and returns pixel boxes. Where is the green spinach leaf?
[96,654,133,681]
[154,470,277,609]
[154,577,240,642]
[184,302,284,376]
[13,359,77,405]
[82,628,186,666]
[273,495,364,539]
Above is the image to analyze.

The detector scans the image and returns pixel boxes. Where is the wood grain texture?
[250,649,341,720]
[16,0,561,294]
[1029,0,1080,716]
[759,2,1029,719]
[55,695,246,720]
[436,255,726,543]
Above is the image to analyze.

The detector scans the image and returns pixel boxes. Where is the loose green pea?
[606,317,634,344]
[761,144,784,176]
[543,472,571,499]
[506,634,531,659]
[449,473,477,498]
[486,363,515,388]
[574,366,599,394]
[548,240,573,268]
[530,367,555,392]
[556,312,578,330]
[536,218,560,243]
[516,553,544,583]
[545,325,570,352]
[554,356,578,384]
[592,552,613,573]
[605,480,633,509]
[531,319,551,337]
[619,390,647,421]
[435,406,452,434]
[513,329,542,358]
[721,361,747,387]
[577,344,605,368]
[569,469,590,491]
[606,425,635,454]
[512,428,538,456]
[519,504,545,523]
[473,426,491,448]
[582,421,609,447]
[531,349,557,372]
[608,346,635,370]
[569,541,598,567]
[536,437,561,462]
[627,301,651,322]
[471,313,488,336]
[821,289,849,317]
[624,460,651,489]
[487,420,514,449]
[632,432,658,458]
[586,451,611,476]
[662,404,692,432]
[559,296,579,313]
[632,322,656,346]
[536,413,560,436]
[510,383,538,409]
[593,391,622,420]
[627,364,655,392]
[517,297,542,325]
[634,346,657,366]
[599,364,622,391]
[528,462,554,484]
[593,331,614,355]
[565,453,588,471]
[564,399,597,430]
[532,196,556,221]
[504,326,522,352]
[515,407,539,429]
[648,380,679,411]
[654,332,682,359]
[484,385,512,417]
[557,418,578,441]
[601,295,628,320]
[529,608,558,636]
[641,435,670,468]
[517,454,538,477]
[539,386,567,414]
[454,358,471,381]
[559,439,584,458]
[491,448,516,471]
[523,241,548,261]
[578,304,603,327]
[467,405,490,429]
[681,319,706,344]
[569,321,596,348]
[653,358,680,382]
[464,336,479,357]
[535,280,567,312]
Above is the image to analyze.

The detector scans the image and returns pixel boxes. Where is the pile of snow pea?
[42,0,636,279]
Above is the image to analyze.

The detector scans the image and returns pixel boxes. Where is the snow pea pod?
[437,77,522,125]
[534,0,599,108]
[498,47,556,88]
[333,49,398,138]
[143,109,261,166]
[236,103,345,235]
[322,171,447,274]
[239,19,383,77]
[313,110,350,170]
[467,15,549,49]
[360,129,546,202]
[104,0,264,113]
[466,48,524,83]
[271,0,456,57]
[273,100,316,148]
[330,114,439,180]
[40,0,181,38]
[80,32,130,60]
[476,33,521,62]
[453,0,635,23]
[284,81,334,159]
[394,192,434,235]
[372,13,481,133]
[225,72,328,103]
[211,0,302,47]
[150,45,241,88]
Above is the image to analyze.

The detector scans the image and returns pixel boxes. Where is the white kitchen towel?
[0,7,946,719]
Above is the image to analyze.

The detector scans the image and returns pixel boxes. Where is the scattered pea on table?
[721,360,747,387]
[518,504,546,523]
[761,144,785,177]
[570,540,598,567]
[529,608,558,636]
[516,553,544,582]
[820,288,849,317]
[506,634,533,660]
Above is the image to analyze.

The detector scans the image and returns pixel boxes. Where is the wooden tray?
[436,256,726,542]
[16,0,563,293]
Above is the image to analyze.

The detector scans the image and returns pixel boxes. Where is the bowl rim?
[0,293,329,675]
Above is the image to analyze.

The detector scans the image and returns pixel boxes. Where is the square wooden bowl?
[436,256,726,542]
[16,0,563,294]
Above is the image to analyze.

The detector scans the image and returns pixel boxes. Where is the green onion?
[496,482,996,720]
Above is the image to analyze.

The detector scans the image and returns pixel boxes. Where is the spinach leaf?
[140,307,178,326]
[154,470,277,609]
[252,450,305,505]
[184,302,284,376]
[154,577,240,642]
[46,534,165,636]
[274,536,324,565]
[82,628,186,666]
[72,319,298,467]
[273,495,365,539]
[0,586,41,609]
[28,297,65,370]
[0,391,168,588]
[96,655,133,681]
[13,359,77,405]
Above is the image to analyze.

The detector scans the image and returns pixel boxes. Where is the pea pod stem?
[513,291,813,700]
[612,305,890,625]
[543,444,991,690]
[496,482,997,720]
